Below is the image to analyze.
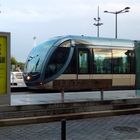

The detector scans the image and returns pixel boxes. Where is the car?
[11,71,26,88]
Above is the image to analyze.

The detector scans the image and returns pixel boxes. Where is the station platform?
[11,90,137,106]
[0,90,137,127]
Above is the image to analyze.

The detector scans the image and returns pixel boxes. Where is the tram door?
[77,48,90,80]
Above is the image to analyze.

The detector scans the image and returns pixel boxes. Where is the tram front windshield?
[25,39,57,73]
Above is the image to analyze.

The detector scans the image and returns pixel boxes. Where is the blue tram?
[23,35,136,91]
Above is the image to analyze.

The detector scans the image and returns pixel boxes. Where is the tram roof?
[51,35,135,48]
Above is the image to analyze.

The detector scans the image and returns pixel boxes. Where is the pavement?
[0,114,140,140]
[4,90,139,140]
[11,90,138,106]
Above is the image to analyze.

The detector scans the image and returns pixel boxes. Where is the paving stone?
[0,114,140,140]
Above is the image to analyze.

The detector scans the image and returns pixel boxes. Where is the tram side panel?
[52,47,135,91]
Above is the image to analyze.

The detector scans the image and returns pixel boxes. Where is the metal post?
[93,6,103,37]
[115,13,117,39]
[100,90,104,100]
[61,119,66,140]
[97,6,99,37]
[33,36,37,47]
[61,90,64,102]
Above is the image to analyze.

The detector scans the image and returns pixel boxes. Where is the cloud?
[0,0,96,23]
[1,0,140,62]
[1,0,139,24]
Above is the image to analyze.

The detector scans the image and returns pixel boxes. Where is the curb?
[0,107,140,127]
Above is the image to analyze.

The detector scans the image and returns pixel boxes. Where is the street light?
[104,7,130,39]
[94,6,103,37]
[33,36,37,47]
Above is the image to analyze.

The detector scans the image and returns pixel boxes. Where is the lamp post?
[104,7,130,39]
[33,36,37,47]
[94,6,103,37]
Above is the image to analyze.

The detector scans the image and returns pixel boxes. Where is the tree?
[11,56,17,65]
[11,56,25,71]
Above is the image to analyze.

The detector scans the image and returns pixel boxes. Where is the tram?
[23,35,137,91]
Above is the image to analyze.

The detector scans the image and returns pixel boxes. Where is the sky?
[0,0,140,62]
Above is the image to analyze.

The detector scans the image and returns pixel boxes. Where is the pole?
[97,6,99,37]
[93,6,103,38]
[61,119,66,140]
[100,90,104,100]
[115,13,117,39]
[33,36,37,47]
[61,90,64,102]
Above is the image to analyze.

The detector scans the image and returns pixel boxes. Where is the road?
[0,114,140,140]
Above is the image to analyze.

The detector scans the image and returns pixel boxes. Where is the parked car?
[11,71,26,87]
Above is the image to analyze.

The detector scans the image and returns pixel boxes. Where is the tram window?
[45,46,70,78]
[64,50,76,74]
[112,49,131,74]
[93,49,112,74]
[129,50,135,74]
[78,50,89,74]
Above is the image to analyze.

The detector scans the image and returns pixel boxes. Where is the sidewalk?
[0,114,140,140]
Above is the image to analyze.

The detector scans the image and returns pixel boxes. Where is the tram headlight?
[26,76,31,80]
[40,82,43,85]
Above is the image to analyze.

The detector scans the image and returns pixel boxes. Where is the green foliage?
[11,56,25,71]
[11,56,17,65]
